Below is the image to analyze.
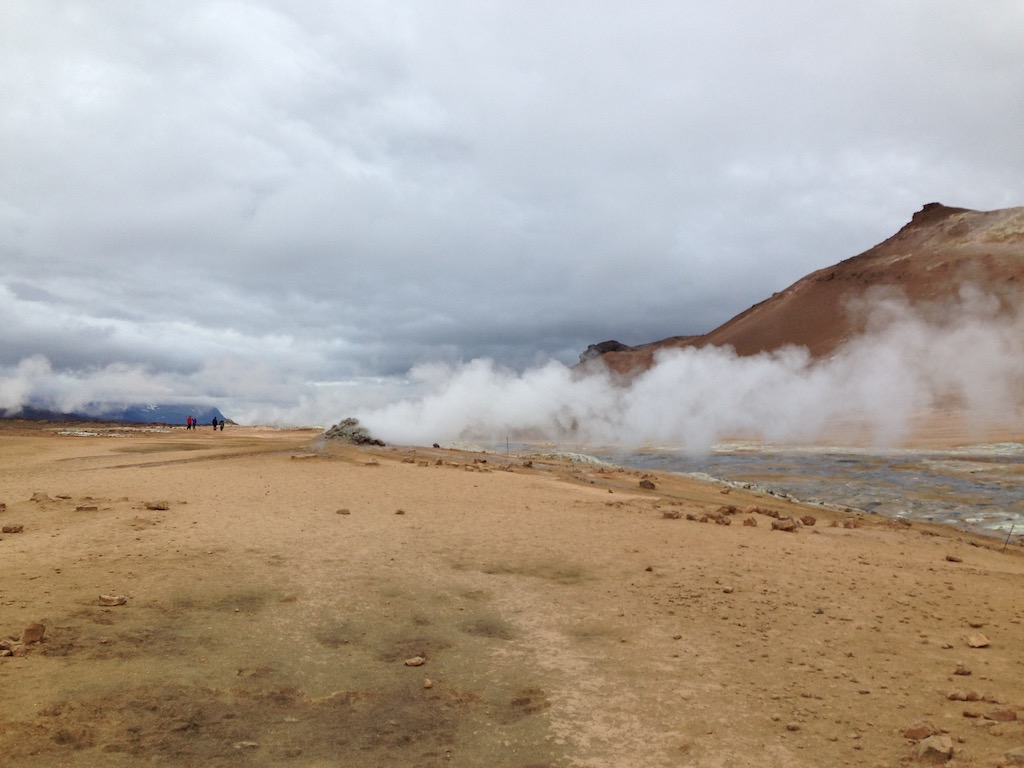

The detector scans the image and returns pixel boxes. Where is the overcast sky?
[2,1,1023,427]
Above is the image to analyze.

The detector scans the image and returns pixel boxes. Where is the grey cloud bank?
[1,2,1023,431]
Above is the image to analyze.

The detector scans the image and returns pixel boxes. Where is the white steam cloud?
[2,289,1022,448]
[358,289,1024,452]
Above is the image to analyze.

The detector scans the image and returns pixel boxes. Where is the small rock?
[903,720,940,741]
[966,633,990,648]
[30,492,51,503]
[1,525,23,534]
[954,663,971,676]
[917,734,953,762]
[20,623,45,644]
[639,479,656,490]
[75,505,98,512]
[945,554,963,563]
[771,517,799,533]
[986,708,1018,722]
[1005,747,1024,766]
[233,741,259,749]
[144,500,169,511]
[395,509,405,515]
[423,678,433,689]
[800,515,816,526]
[404,656,426,667]
[336,508,351,515]
[661,510,680,519]
[785,722,800,731]
[743,517,757,527]
[99,595,128,606]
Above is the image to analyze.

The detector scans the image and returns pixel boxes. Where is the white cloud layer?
[1,2,1022,432]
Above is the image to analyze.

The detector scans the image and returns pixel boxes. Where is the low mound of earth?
[1,423,1024,767]
[586,203,1024,373]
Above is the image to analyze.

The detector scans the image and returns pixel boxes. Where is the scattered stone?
[945,554,963,563]
[395,509,405,515]
[714,515,732,526]
[1005,747,1024,766]
[986,708,1018,722]
[842,519,859,529]
[144,500,169,511]
[1,524,23,534]
[903,720,940,741]
[719,486,731,495]
[771,517,800,533]
[99,595,128,607]
[661,510,681,519]
[639,479,656,490]
[423,678,433,689]
[917,734,954,762]
[0,502,5,512]
[966,633,990,648]
[962,708,984,718]
[785,722,800,731]
[336,508,351,515]
[75,505,99,512]
[967,620,985,628]
[30,492,51,503]
[233,741,259,750]
[20,623,45,644]
[716,505,737,516]
[948,690,983,702]
[743,517,757,527]
[954,663,971,676]
[722,586,734,594]
[800,515,816,527]
[323,417,385,446]
[404,656,426,667]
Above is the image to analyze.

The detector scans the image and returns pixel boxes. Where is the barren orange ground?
[1,421,1023,767]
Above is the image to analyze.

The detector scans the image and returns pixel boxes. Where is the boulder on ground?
[323,418,385,446]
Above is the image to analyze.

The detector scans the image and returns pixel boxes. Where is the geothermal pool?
[590,442,1024,537]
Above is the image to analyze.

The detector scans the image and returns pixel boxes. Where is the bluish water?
[587,442,1024,537]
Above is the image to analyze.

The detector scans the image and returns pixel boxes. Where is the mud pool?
[589,442,1024,537]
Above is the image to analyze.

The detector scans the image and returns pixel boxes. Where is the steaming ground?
[2,292,1023,443]
[359,294,1024,451]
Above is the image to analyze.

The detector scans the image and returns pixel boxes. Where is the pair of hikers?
[185,416,224,431]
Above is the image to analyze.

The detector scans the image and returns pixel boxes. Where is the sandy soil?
[1,421,1023,768]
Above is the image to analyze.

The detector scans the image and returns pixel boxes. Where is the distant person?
[219,419,225,431]
[212,417,218,430]
[185,416,192,430]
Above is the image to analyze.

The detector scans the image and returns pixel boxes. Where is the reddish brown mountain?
[584,203,1024,373]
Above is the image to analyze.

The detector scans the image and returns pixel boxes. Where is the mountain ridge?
[585,202,1024,373]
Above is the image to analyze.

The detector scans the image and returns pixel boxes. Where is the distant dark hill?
[3,403,229,427]
[585,203,1024,373]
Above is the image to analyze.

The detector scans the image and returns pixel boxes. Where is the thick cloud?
[1,1,1022,427]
